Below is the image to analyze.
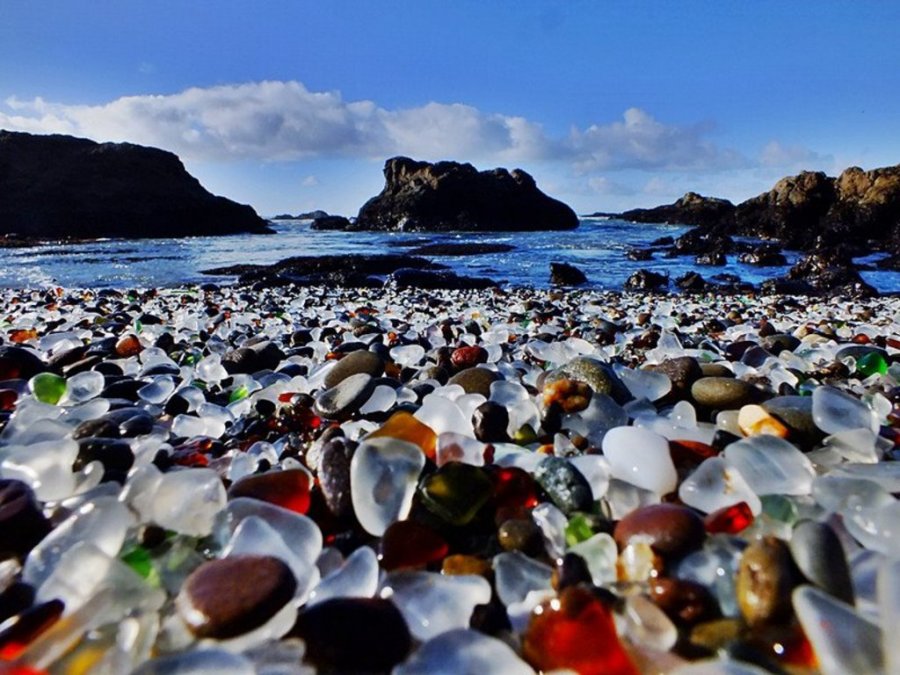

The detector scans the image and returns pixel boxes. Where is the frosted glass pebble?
[171,414,208,439]
[622,593,678,652]
[0,438,79,500]
[675,536,745,618]
[394,628,533,675]
[531,502,568,560]
[679,457,762,515]
[350,437,425,536]
[436,432,486,467]
[878,558,900,675]
[812,385,877,435]
[61,370,105,404]
[492,551,554,607]
[380,571,491,641]
[615,365,671,402]
[843,500,900,557]
[824,428,887,463]
[811,475,893,513]
[1,417,71,445]
[605,478,661,519]
[390,344,425,367]
[225,498,322,567]
[830,462,900,492]
[569,454,611,500]
[307,546,378,606]
[722,435,815,496]
[602,426,677,495]
[568,533,618,586]
[489,380,530,406]
[58,398,111,426]
[414,394,473,437]
[359,385,397,414]
[794,585,884,675]
[131,649,255,675]
[24,496,133,588]
[195,354,229,383]
[138,376,177,405]
[150,468,227,537]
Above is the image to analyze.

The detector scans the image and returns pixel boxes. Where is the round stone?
[644,356,702,400]
[553,356,630,403]
[176,555,297,639]
[614,503,705,559]
[314,372,376,421]
[450,345,488,370]
[317,437,355,519]
[323,350,385,389]
[290,598,411,672]
[691,376,759,409]
[533,456,594,515]
[648,578,720,626]
[736,536,800,627]
[447,367,500,397]
[789,519,854,605]
[473,400,510,442]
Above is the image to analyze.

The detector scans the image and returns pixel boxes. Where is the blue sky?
[2,1,899,216]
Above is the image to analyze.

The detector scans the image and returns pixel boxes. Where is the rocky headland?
[0,130,273,240]
[614,163,900,296]
[349,156,579,232]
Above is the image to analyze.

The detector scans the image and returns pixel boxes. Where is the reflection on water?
[2,219,899,292]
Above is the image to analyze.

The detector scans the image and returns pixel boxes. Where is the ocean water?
[2,218,898,292]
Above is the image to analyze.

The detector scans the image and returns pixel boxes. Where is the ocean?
[2,218,898,292]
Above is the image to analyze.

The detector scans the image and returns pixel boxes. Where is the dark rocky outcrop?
[737,243,788,266]
[620,192,736,228]
[352,157,578,232]
[550,262,587,286]
[272,210,330,220]
[310,215,351,231]
[202,254,496,290]
[761,248,877,297]
[625,269,669,292]
[0,130,272,239]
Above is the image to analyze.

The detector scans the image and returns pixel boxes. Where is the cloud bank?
[1,80,746,172]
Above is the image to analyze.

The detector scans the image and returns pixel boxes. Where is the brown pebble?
[614,503,705,559]
[176,555,296,639]
[736,536,800,627]
[649,578,721,626]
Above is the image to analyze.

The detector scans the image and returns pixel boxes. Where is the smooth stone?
[0,479,52,558]
[691,377,759,409]
[0,346,45,380]
[323,350,384,389]
[645,356,703,400]
[762,396,820,444]
[290,598,411,671]
[533,456,594,514]
[553,356,631,403]
[472,400,510,442]
[614,503,705,559]
[394,628,533,675]
[789,519,854,604]
[379,520,449,571]
[314,372,376,421]
[736,536,800,627]
[447,366,500,397]
[648,577,720,626]
[450,345,488,370]
[177,555,297,639]
[699,363,734,378]
[794,585,884,675]
[317,437,355,519]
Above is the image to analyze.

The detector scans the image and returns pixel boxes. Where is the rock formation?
[620,192,736,228]
[0,130,272,239]
[352,157,578,232]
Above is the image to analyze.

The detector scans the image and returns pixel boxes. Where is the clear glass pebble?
[350,437,425,536]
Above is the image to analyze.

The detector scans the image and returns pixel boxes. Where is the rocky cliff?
[0,130,272,239]
[352,157,578,231]
[620,191,735,229]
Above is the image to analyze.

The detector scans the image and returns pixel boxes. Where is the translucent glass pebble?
[879,558,900,674]
[722,435,815,496]
[492,551,554,606]
[350,437,425,536]
[679,457,762,515]
[60,370,105,404]
[602,426,677,495]
[568,532,618,586]
[307,546,378,606]
[812,385,878,434]
[28,372,67,405]
[225,498,322,568]
[394,628,534,675]
[615,365,671,402]
[147,467,227,536]
[379,571,491,641]
[794,585,884,675]
[0,438,80,500]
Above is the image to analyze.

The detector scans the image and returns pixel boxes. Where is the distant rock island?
[0,130,273,240]
[613,164,900,254]
[347,157,578,232]
[271,210,330,220]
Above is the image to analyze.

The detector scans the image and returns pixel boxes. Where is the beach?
[1,281,897,673]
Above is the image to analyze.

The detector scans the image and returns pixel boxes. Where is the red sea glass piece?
[704,501,754,534]
[489,466,539,511]
[227,468,312,515]
[0,389,18,412]
[523,586,638,675]
[378,520,449,571]
[0,600,64,660]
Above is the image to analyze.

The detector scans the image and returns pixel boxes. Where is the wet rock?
[314,373,376,421]
[619,192,736,228]
[323,350,385,389]
[614,504,705,559]
[290,598,411,671]
[533,456,594,514]
[0,479,52,558]
[736,536,800,627]
[176,555,297,639]
[624,269,669,292]
[738,243,788,266]
[317,437,356,519]
[448,366,499,397]
[691,376,760,409]
[645,357,703,401]
[550,262,587,286]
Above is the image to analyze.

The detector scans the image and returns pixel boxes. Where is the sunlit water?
[2,218,898,292]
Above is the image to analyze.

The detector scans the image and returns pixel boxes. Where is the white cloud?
[0,81,744,174]
[759,140,829,170]
[301,175,319,187]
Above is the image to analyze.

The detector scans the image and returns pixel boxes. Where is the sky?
[2,1,900,217]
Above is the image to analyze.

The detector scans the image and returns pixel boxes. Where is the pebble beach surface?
[1,282,899,674]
